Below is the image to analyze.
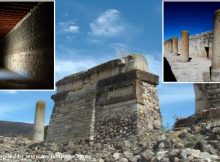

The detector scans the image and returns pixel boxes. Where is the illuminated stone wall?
[189,31,213,59]
[0,2,54,88]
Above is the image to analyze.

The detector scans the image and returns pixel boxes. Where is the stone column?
[211,9,220,81]
[173,36,178,55]
[164,41,168,52]
[180,30,189,62]
[168,39,173,53]
[33,101,46,142]
[165,40,170,53]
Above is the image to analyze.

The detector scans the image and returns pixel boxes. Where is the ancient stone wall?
[194,84,208,114]
[165,31,213,59]
[0,3,54,87]
[194,84,220,123]
[95,70,161,141]
[206,84,220,109]
[47,84,97,142]
[189,31,213,59]
[46,55,161,143]
[164,39,173,53]
[175,83,220,128]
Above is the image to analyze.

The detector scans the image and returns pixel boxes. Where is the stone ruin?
[174,83,220,128]
[189,31,213,59]
[194,83,220,123]
[46,54,162,143]
[12,55,219,145]
[165,31,213,59]
[164,9,220,81]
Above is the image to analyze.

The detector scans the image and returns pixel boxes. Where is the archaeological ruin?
[0,2,54,89]
[46,54,162,143]
[194,83,220,120]
[189,31,213,59]
[33,101,46,142]
[165,31,213,59]
[164,9,220,82]
[0,58,220,161]
[179,30,189,62]
[0,100,46,139]
[174,83,220,128]
[211,9,220,81]
[172,36,178,55]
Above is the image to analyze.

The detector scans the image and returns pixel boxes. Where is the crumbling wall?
[0,2,54,87]
[95,70,161,141]
[47,55,161,143]
[206,84,220,109]
[175,83,220,128]
[195,84,220,111]
[189,31,213,59]
[193,84,220,123]
[137,81,161,134]
[194,84,208,114]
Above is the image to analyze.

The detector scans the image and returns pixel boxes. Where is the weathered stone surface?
[180,30,189,62]
[211,9,220,81]
[46,54,161,143]
[164,39,173,53]
[166,31,213,59]
[173,36,178,55]
[1,122,220,162]
[175,83,220,129]
[194,84,208,114]
[189,31,213,59]
[0,3,54,88]
[33,101,46,142]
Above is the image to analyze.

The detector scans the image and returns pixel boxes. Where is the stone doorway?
[205,47,209,58]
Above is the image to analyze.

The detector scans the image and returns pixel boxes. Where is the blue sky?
[164,1,220,40]
[0,0,195,128]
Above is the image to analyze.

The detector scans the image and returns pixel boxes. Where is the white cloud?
[89,9,126,37]
[110,43,130,57]
[58,21,79,34]
[67,25,79,33]
[56,59,97,80]
[145,54,162,78]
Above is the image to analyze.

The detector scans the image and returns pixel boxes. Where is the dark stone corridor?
[0,2,54,89]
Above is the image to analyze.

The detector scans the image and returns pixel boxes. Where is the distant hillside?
[0,120,34,138]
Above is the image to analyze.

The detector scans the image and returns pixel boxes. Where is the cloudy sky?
[0,0,195,128]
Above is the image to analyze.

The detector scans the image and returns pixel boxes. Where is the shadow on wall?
[163,57,177,82]
[205,47,209,58]
[0,2,54,89]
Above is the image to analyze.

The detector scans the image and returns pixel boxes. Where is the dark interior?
[0,2,54,89]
